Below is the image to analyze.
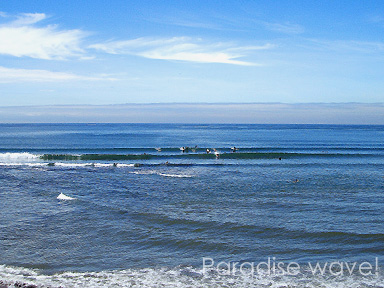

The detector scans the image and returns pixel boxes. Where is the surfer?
[231,147,237,152]
[206,149,211,154]
[155,148,162,152]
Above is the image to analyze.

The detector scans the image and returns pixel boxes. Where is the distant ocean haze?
[0,103,383,124]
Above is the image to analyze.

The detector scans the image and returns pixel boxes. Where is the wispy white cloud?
[0,13,87,60]
[10,13,47,26]
[307,39,384,53]
[146,13,221,30]
[90,37,273,65]
[0,13,275,66]
[0,66,115,83]
[263,21,305,34]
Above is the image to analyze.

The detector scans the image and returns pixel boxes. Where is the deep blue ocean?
[0,124,383,287]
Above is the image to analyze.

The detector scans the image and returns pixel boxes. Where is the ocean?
[0,123,383,287]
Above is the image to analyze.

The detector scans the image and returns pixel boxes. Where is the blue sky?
[1,0,384,106]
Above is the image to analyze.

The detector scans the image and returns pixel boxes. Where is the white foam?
[26,163,49,167]
[0,152,39,162]
[94,163,111,167]
[131,171,193,178]
[116,163,135,167]
[54,163,92,167]
[131,171,156,178]
[0,162,25,166]
[57,193,76,200]
[0,162,47,167]
[158,173,193,178]
[0,265,383,288]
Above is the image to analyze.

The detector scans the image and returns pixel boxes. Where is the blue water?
[0,124,383,287]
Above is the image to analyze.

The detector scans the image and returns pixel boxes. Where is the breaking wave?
[0,264,382,288]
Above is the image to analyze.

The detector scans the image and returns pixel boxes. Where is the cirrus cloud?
[0,66,115,83]
[263,21,305,34]
[0,13,87,60]
[90,37,274,66]
[9,12,47,26]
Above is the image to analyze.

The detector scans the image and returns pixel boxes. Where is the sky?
[0,1,384,123]
[0,0,383,106]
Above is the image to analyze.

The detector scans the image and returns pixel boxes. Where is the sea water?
[0,124,383,287]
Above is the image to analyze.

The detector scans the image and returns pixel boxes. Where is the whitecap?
[157,173,193,178]
[115,163,135,167]
[54,163,92,167]
[131,171,193,178]
[57,193,76,200]
[0,152,40,162]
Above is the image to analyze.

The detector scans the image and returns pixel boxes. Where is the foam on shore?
[0,265,383,288]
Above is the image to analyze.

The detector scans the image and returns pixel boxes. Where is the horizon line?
[1,102,384,108]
